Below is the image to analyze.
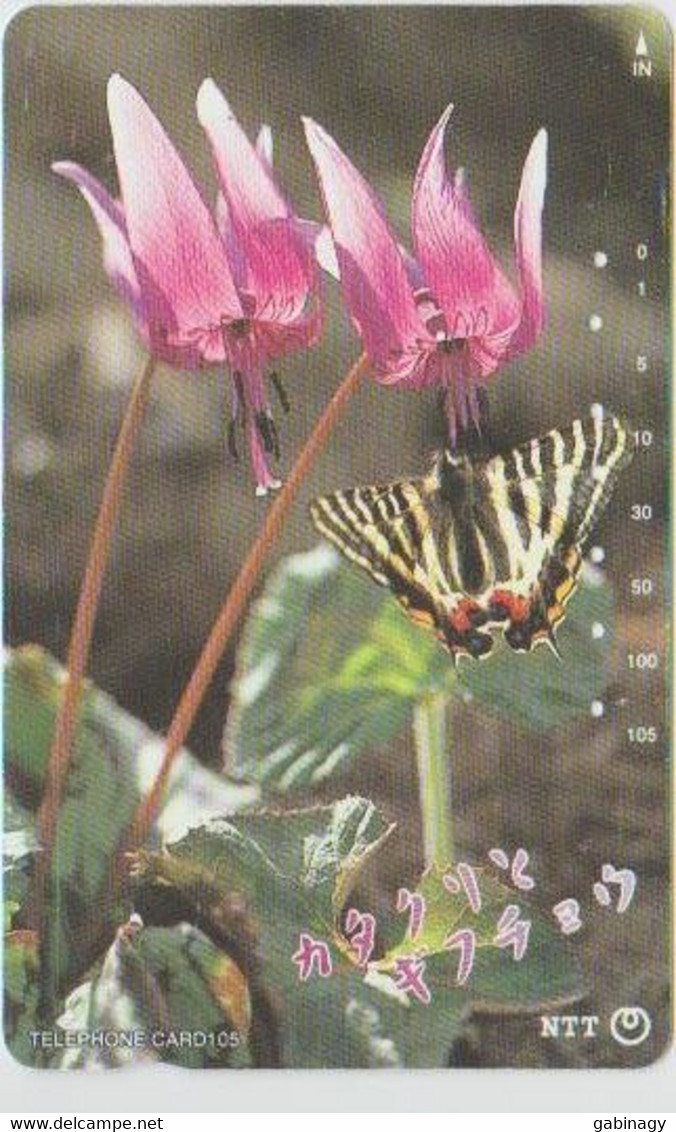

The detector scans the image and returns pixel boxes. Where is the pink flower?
[53,74,322,494]
[303,106,547,444]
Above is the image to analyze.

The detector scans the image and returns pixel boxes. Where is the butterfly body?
[310,406,633,662]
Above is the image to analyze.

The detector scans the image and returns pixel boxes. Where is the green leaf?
[132,798,582,1067]
[4,645,257,1008]
[3,791,36,914]
[4,930,40,1066]
[227,550,616,791]
[3,901,20,934]
[55,921,251,1069]
[225,545,450,789]
[459,565,614,729]
[167,796,395,942]
[5,646,258,838]
[377,866,582,1012]
[3,787,40,1063]
[132,797,461,1066]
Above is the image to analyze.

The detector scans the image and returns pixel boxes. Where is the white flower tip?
[197,76,233,128]
[256,124,273,166]
[255,484,269,498]
[107,72,131,104]
[315,225,340,279]
[529,128,548,168]
[520,128,548,207]
[302,118,341,170]
[301,116,325,147]
[441,101,455,125]
[198,75,217,95]
[432,102,455,146]
[106,73,143,125]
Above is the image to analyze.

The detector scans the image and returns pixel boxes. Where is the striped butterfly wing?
[310,477,456,636]
[310,406,633,661]
[477,405,633,652]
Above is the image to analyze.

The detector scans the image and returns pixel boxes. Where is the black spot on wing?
[454,513,490,595]
[538,476,557,539]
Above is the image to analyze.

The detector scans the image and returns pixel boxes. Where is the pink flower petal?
[197,78,290,227]
[52,159,202,367]
[214,190,247,291]
[52,161,141,312]
[294,220,340,280]
[247,219,321,324]
[249,418,281,496]
[467,324,515,378]
[303,117,427,368]
[107,74,242,354]
[412,104,520,338]
[508,128,548,356]
[256,123,274,168]
[256,293,324,359]
[197,78,317,322]
[213,108,275,282]
[214,126,286,290]
[375,346,433,389]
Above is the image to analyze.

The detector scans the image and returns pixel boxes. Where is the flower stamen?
[233,371,248,422]
[256,411,280,459]
[227,418,240,462]
[269,371,291,414]
[227,317,252,340]
[436,334,467,356]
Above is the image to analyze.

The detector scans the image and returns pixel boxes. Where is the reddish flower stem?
[37,354,157,858]
[123,352,368,852]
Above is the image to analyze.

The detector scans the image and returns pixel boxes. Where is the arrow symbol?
[635,30,648,57]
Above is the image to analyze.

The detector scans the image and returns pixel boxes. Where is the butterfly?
[309,405,634,662]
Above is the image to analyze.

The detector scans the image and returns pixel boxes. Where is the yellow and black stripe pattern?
[310,405,633,661]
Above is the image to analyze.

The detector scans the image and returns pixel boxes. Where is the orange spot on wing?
[408,608,435,629]
[449,600,472,633]
[490,589,530,623]
[448,597,484,633]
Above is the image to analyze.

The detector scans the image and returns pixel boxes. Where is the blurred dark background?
[4,6,671,1066]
